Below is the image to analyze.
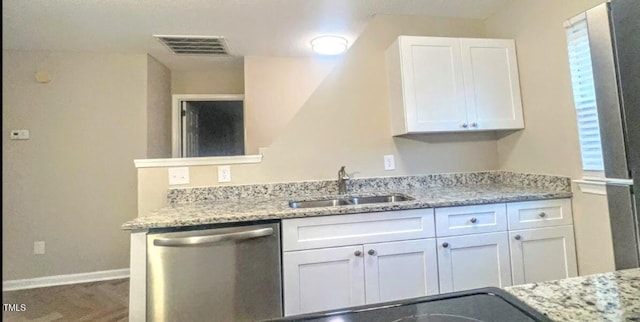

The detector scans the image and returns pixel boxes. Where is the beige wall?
[170,60,244,95]
[484,0,614,274]
[244,56,338,154]
[138,14,501,215]
[2,51,147,280]
[169,57,335,155]
[146,55,172,158]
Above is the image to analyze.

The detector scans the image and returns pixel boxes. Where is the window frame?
[565,14,606,195]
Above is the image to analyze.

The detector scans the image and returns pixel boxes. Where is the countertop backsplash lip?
[166,170,571,205]
[121,170,573,230]
[124,184,572,230]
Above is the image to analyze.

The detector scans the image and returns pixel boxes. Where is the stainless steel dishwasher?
[146,221,283,322]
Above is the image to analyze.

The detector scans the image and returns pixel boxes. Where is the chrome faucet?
[338,166,350,195]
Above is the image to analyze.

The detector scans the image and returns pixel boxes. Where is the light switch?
[218,166,231,183]
[10,130,30,140]
[384,155,396,170]
[168,167,190,185]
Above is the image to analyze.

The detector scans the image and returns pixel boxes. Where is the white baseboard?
[2,268,130,291]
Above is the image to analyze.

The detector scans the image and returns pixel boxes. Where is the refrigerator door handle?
[605,178,634,186]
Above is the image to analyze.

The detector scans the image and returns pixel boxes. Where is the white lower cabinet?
[283,238,438,316]
[509,225,578,285]
[436,232,512,293]
[282,245,366,316]
[281,199,577,316]
[364,239,439,304]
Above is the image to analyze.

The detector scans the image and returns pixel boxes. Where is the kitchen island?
[269,268,640,321]
[506,268,640,321]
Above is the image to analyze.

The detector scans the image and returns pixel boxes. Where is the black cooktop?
[267,287,552,322]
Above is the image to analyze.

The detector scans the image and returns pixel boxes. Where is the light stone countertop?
[506,268,640,322]
[122,183,571,230]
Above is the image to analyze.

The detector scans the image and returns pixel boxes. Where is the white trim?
[129,230,147,322]
[2,268,129,291]
[564,12,586,28]
[583,170,605,179]
[134,154,262,168]
[573,179,607,195]
[172,94,245,158]
[604,178,634,186]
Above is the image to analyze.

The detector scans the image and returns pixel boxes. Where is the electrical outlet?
[384,155,396,170]
[168,167,190,185]
[34,241,45,255]
[218,166,231,183]
[10,130,30,140]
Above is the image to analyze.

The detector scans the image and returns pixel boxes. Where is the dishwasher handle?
[153,227,274,247]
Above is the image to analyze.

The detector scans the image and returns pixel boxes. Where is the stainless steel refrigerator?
[583,0,640,270]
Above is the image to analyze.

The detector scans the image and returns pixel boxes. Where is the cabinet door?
[461,39,524,130]
[437,232,512,293]
[510,226,578,285]
[364,239,439,304]
[399,36,468,132]
[282,246,365,316]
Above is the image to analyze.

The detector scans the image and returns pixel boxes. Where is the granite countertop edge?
[122,185,572,230]
[504,268,640,321]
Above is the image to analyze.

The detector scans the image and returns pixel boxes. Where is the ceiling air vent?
[154,35,230,55]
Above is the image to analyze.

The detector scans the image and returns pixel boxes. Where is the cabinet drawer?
[435,204,507,237]
[507,199,572,230]
[282,209,435,251]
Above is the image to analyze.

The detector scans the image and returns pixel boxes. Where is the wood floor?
[2,279,129,322]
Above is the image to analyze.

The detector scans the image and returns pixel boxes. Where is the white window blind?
[565,15,605,173]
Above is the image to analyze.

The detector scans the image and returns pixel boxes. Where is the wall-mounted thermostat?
[10,130,30,140]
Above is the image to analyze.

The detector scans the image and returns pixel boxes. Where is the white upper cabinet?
[461,39,524,130]
[386,36,524,135]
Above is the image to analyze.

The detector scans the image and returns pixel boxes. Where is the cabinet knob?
[442,242,449,248]
[539,212,547,218]
[471,122,478,128]
[470,217,478,224]
[514,235,522,240]
[354,250,362,257]
[461,123,469,128]
[368,249,376,256]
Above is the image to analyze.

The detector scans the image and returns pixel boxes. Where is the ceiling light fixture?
[311,36,348,55]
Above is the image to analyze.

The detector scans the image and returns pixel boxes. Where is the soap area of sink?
[288,193,414,209]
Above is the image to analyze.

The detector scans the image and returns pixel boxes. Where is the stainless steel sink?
[288,199,352,209]
[289,194,413,209]
[349,195,410,204]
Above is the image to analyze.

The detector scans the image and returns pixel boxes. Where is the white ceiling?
[2,0,510,71]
